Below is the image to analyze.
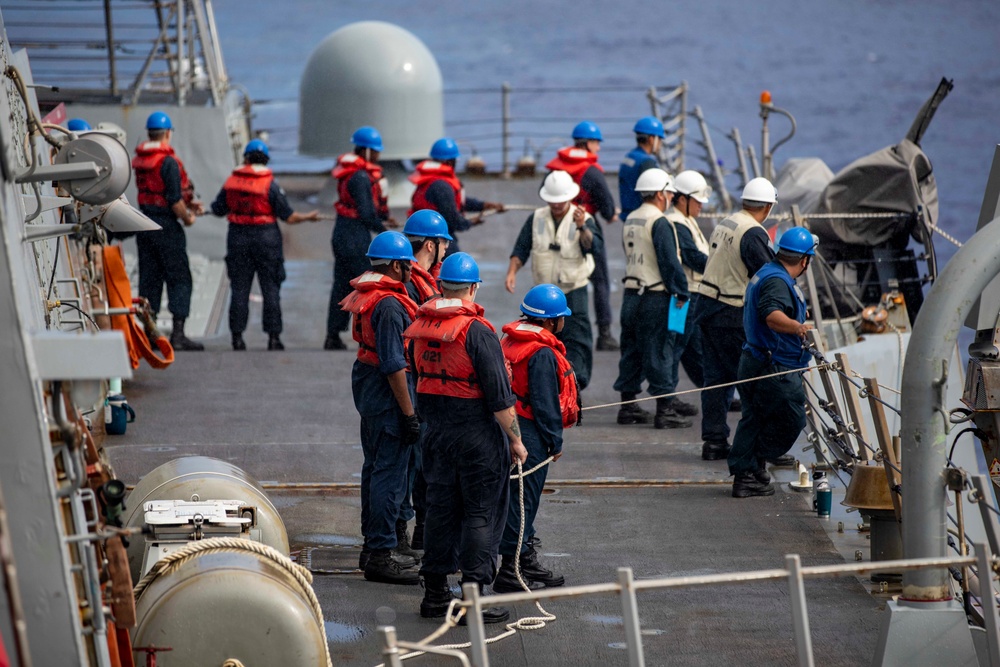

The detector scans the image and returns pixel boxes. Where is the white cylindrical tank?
[133,545,329,666]
[123,456,289,583]
[299,21,444,160]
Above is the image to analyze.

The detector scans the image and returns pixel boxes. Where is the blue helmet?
[367,231,415,261]
[633,116,665,138]
[146,111,173,130]
[438,252,482,284]
[520,284,571,319]
[777,227,818,256]
[244,139,269,157]
[572,121,603,141]
[430,137,460,161]
[67,118,91,132]
[403,209,453,240]
[351,126,383,151]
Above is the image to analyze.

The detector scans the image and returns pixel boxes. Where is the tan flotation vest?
[530,204,595,293]
[665,208,709,295]
[700,209,762,307]
[622,202,668,292]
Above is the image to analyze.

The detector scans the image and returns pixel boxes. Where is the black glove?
[402,413,421,445]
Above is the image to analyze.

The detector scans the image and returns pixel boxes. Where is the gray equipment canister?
[123,456,289,583]
[133,548,327,666]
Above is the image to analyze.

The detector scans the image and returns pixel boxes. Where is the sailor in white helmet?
[612,168,692,429]
[664,170,711,406]
[505,170,601,390]
[696,177,777,462]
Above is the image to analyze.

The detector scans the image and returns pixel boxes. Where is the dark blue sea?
[213,0,1000,267]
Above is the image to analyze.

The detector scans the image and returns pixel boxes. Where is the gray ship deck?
[107,176,883,665]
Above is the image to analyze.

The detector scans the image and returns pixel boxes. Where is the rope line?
[134,537,333,667]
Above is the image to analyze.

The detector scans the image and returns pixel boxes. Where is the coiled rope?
[133,537,333,667]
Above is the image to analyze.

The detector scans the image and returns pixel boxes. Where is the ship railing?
[378,551,999,667]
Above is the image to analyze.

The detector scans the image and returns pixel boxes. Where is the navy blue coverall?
[416,323,515,587]
[210,182,294,335]
[510,214,603,390]
[327,171,388,337]
[613,214,688,398]
[728,261,809,475]
[420,179,485,256]
[136,157,192,318]
[499,347,563,557]
[579,166,616,334]
[618,148,658,221]
[672,224,708,388]
[697,227,774,446]
[352,298,415,551]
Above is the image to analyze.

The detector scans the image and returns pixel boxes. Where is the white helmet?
[741,177,777,204]
[540,170,581,203]
[674,170,712,203]
[634,168,676,193]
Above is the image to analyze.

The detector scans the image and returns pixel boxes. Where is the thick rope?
[134,537,333,667]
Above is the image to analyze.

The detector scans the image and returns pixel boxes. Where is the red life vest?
[222,164,276,225]
[409,261,439,304]
[407,160,464,217]
[333,153,389,220]
[404,298,495,399]
[340,272,418,367]
[501,321,581,428]
[545,147,602,215]
[132,141,193,209]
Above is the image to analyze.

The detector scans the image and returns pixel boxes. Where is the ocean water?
[213,0,1000,267]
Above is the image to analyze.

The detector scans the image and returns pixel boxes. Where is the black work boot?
[617,393,652,425]
[420,574,457,618]
[654,398,692,429]
[456,583,510,626]
[364,549,420,585]
[729,398,743,412]
[596,326,620,351]
[671,398,699,416]
[493,555,545,594]
[359,546,417,571]
[323,335,346,350]
[766,454,796,467]
[231,332,246,351]
[170,318,204,351]
[702,441,731,461]
[519,546,565,588]
[754,459,772,485]
[395,519,422,559]
[732,472,776,498]
[267,333,284,351]
[411,511,425,551]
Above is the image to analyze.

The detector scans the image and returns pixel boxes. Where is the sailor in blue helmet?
[697,177,777,462]
[729,227,814,498]
[339,231,422,584]
[619,116,665,221]
[210,139,320,351]
[613,169,692,430]
[66,118,91,132]
[324,126,395,351]
[404,252,527,625]
[494,284,580,593]
[131,110,205,351]
[546,121,619,351]
[505,170,602,391]
[408,137,505,255]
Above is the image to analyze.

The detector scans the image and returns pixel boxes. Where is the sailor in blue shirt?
[729,227,815,498]
[618,116,665,221]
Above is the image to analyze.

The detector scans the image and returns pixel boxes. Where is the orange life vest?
[404,298,495,399]
[340,272,418,367]
[407,160,464,217]
[409,261,440,304]
[501,321,581,428]
[545,147,602,215]
[333,153,389,220]
[132,141,193,209]
[223,164,276,225]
